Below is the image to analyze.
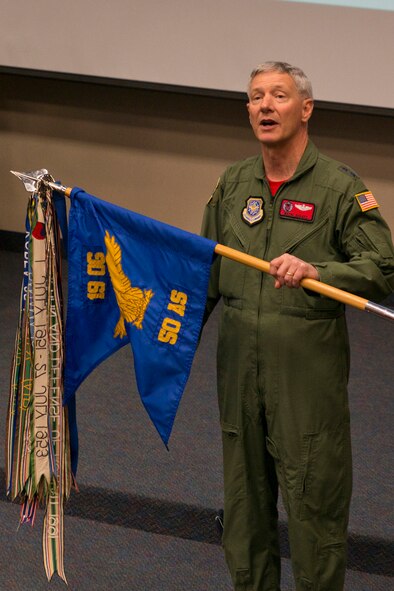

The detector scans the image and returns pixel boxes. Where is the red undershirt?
[268,178,286,197]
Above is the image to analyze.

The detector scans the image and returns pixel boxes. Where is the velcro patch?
[242,196,264,226]
[279,199,315,222]
[355,191,379,212]
[338,165,359,180]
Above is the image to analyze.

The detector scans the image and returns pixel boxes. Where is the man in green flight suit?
[200,61,394,591]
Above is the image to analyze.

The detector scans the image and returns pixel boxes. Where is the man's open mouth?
[261,119,277,127]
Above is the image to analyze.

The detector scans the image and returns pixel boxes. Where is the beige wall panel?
[0,74,393,237]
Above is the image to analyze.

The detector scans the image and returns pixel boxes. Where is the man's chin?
[259,135,281,146]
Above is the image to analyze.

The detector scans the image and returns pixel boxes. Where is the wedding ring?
[286,272,294,276]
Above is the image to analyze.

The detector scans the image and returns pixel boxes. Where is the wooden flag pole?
[10,171,394,322]
[214,244,394,321]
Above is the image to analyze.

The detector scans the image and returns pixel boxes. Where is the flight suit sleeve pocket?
[351,221,394,259]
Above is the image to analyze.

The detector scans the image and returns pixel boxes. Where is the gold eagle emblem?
[104,231,154,338]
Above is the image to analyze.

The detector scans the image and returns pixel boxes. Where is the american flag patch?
[355,191,379,212]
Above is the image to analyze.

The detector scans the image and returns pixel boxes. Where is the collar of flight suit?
[253,139,319,183]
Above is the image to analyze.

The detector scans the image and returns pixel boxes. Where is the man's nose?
[260,95,273,111]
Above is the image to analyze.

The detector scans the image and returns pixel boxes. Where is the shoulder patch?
[207,177,221,205]
[355,191,379,212]
[338,165,359,180]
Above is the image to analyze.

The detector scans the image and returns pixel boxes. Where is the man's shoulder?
[315,151,362,185]
[312,150,369,200]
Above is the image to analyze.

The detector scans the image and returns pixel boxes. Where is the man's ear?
[246,101,252,121]
[302,98,314,123]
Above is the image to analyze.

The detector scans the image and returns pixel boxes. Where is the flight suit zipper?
[257,180,288,403]
[261,180,288,276]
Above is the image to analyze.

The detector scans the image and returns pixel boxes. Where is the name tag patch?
[279,199,315,222]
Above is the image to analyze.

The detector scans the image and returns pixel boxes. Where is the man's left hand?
[269,253,320,289]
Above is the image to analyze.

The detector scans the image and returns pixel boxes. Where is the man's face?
[247,71,313,147]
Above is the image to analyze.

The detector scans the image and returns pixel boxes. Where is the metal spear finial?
[10,170,70,195]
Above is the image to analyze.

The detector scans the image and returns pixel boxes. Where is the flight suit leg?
[288,421,352,591]
[217,304,282,590]
[261,315,353,591]
[266,423,352,591]
[221,411,281,591]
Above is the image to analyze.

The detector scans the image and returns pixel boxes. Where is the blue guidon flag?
[64,188,217,446]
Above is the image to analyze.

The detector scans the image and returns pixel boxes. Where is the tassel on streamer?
[6,176,73,582]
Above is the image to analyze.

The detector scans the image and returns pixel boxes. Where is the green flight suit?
[201,141,394,591]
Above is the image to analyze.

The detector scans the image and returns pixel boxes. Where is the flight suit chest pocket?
[219,211,250,303]
[280,216,344,318]
[281,215,329,259]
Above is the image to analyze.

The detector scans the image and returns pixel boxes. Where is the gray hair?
[248,61,313,99]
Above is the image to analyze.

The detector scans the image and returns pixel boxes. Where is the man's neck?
[262,134,309,181]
